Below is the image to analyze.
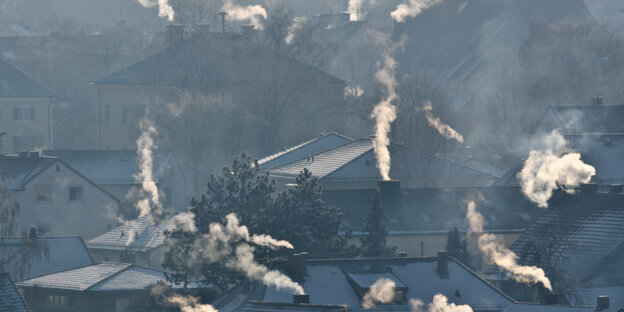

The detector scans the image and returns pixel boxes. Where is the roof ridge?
[84,263,133,291]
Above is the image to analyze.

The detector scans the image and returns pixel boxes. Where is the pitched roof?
[0,58,53,97]
[268,138,498,187]
[550,105,624,135]
[87,213,178,252]
[503,303,623,312]
[238,302,350,312]
[568,287,624,308]
[487,192,624,285]
[258,133,353,171]
[18,262,175,292]
[213,257,513,312]
[95,34,343,86]
[0,273,29,312]
[42,149,170,185]
[0,154,58,190]
[0,237,93,281]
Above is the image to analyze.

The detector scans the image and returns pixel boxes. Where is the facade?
[0,153,119,239]
[0,58,54,154]
[87,213,178,269]
[18,262,189,312]
[212,253,514,311]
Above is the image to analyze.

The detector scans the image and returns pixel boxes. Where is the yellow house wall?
[0,97,51,153]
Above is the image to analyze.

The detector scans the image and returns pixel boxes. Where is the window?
[69,186,83,201]
[121,105,127,125]
[36,187,50,202]
[13,107,35,121]
[105,104,110,124]
[36,223,51,236]
[46,295,68,306]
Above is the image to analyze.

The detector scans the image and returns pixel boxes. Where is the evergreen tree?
[360,192,395,257]
[445,226,471,266]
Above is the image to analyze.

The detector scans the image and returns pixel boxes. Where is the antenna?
[218,12,228,34]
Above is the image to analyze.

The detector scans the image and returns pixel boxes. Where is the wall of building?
[89,246,167,269]
[11,160,118,239]
[0,96,51,154]
[22,287,149,312]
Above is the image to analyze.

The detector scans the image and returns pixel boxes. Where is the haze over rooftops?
[550,105,624,135]
[0,58,53,97]
[0,154,58,190]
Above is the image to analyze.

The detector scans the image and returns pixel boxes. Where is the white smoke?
[422,101,464,143]
[221,0,267,30]
[178,212,304,295]
[371,50,399,181]
[361,278,396,309]
[391,0,443,23]
[348,0,364,21]
[173,211,197,233]
[167,294,218,312]
[135,119,162,217]
[137,0,175,22]
[285,16,306,45]
[466,201,553,291]
[518,130,595,208]
[410,294,473,312]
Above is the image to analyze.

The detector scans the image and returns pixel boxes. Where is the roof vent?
[592,95,603,105]
[597,296,609,310]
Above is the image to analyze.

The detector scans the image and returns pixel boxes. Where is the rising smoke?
[135,119,162,218]
[167,294,218,312]
[517,130,595,208]
[466,201,552,290]
[221,0,267,30]
[137,0,175,22]
[410,294,473,312]
[362,278,397,309]
[176,212,304,294]
[348,0,364,21]
[422,101,464,143]
[391,0,443,23]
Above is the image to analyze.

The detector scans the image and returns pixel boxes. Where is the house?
[212,253,514,311]
[0,153,119,239]
[0,236,93,281]
[87,213,178,269]
[0,273,30,312]
[503,299,623,312]
[485,190,624,304]
[17,262,194,312]
[0,58,55,154]
[92,26,346,154]
[258,133,542,263]
[42,149,186,208]
[234,302,350,311]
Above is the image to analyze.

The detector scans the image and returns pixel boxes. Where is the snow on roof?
[0,273,29,312]
[0,155,58,190]
[346,272,406,289]
[239,302,349,312]
[258,133,353,170]
[87,213,178,252]
[42,150,170,185]
[568,287,624,307]
[503,303,623,312]
[551,105,624,135]
[18,262,176,292]
[0,237,93,281]
[0,58,53,98]
[215,257,513,312]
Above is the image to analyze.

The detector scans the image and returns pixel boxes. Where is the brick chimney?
[437,251,448,278]
[167,24,184,45]
[377,180,402,213]
[545,293,558,305]
[597,296,610,310]
[293,294,310,304]
[287,253,307,279]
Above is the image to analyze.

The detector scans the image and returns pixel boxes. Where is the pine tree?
[360,192,395,257]
[445,226,471,266]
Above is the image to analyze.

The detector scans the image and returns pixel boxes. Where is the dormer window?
[345,272,408,306]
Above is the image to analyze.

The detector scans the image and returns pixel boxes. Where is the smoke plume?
[167,294,218,312]
[422,101,464,143]
[177,213,304,294]
[362,278,396,309]
[348,0,364,21]
[518,130,595,208]
[466,201,552,290]
[135,119,162,217]
[221,0,267,30]
[137,0,175,22]
[371,51,399,181]
[391,0,443,23]
[410,294,473,312]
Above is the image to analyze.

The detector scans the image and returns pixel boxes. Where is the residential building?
[0,273,30,312]
[87,213,178,269]
[0,58,54,154]
[0,236,93,281]
[233,302,350,311]
[42,149,186,208]
[503,299,623,312]
[212,253,514,311]
[18,262,194,312]
[0,153,119,239]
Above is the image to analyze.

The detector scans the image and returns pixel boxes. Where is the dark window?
[13,107,35,121]
[36,223,51,236]
[69,186,83,201]
[36,187,50,202]
[105,104,110,124]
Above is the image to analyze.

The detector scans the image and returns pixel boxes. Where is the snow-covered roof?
[0,273,29,312]
[18,262,176,292]
[213,257,513,312]
[0,154,58,190]
[0,237,93,281]
[503,303,623,312]
[87,213,178,252]
[238,302,349,312]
